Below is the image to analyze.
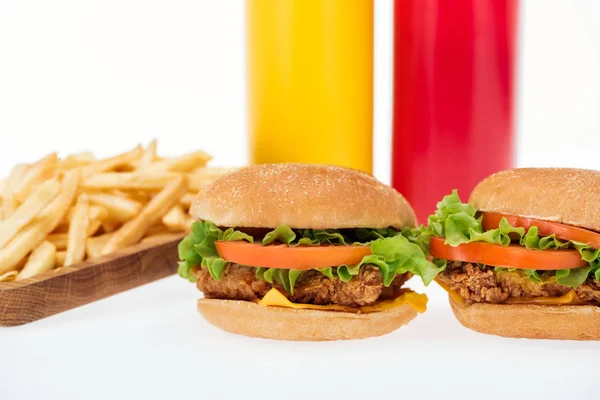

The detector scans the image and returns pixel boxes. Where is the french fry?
[86,193,142,222]
[141,231,179,244]
[58,204,108,230]
[144,223,170,237]
[64,204,108,226]
[0,271,18,282]
[101,219,121,233]
[0,170,79,275]
[50,223,69,234]
[82,172,179,190]
[13,256,28,271]
[46,233,68,250]
[137,139,157,168]
[179,192,197,208]
[37,170,80,221]
[161,204,189,232]
[0,216,56,273]
[0,179,60,249]
[0,141,217,279]
[0,178,6,201]
[113,163,136,173]
[101,176,186,255]
[48,216,104,250]
[64,194,89,266]
[110,189,132,199]
[2,164,29,219]
[88,219,102,237]
[14,153,58,202]
[89,205,109,222]
[110,189,152,204]
[186,167,236,192]
[129,190,153,203]
[55,251,66,267]
[86,232,113,259]
[81,146,142,177]
[60,152,96,169]
[17,241,56,279]
[144,151,212,173]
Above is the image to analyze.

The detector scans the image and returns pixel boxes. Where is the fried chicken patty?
[437,261,600,305]
[197,263,411,307]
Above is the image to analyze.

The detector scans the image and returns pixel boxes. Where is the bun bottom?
[449,296,600,340]
[197,298,418,341]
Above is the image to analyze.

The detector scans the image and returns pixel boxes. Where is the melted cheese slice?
[435,279,465,305]
[255,288,428,314]
[435,279,578,305]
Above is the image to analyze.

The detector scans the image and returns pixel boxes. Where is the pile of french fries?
[0,140,232,282]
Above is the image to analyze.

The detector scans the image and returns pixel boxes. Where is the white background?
[0,1,599,399]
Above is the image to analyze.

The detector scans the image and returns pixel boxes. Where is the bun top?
[190,164,417,229]
[469,168,600,232]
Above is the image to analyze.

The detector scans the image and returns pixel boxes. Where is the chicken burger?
[177,164,441,341]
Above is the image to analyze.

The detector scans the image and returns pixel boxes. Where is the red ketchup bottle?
[392,0,518,222]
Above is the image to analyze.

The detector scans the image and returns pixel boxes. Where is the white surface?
[517,0,600,170]
[1,1,599,399]
[3,276,600,400]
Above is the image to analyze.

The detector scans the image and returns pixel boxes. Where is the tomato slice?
[214,241,372,270]
[429,237,587,270]
[482,212,600,249]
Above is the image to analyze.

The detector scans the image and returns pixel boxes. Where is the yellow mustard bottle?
[246,0,373,174]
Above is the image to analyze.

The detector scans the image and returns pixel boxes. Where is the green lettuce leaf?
[336,264,361,282]
[355,227,402,242]
[297,229,348,245]
[523,269,543,283]
[178,221,402,285]
[266,269,302,295]
[255,267,270,282]
[424,190,600,288]
[315,267,335,279]
[179,221,439,293]
[263,226,402,247]
[222,228,254,242]
[555,266,593,288]
[202,257,227,281]
[262,235,442,289]
[400,226,431,254]
[364,235,444,286]
[262,225,296,245]
[320,236,445,286]
[255,268,302,294]
[177,221,252,282]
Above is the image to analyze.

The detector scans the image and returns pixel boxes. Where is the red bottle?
[392,0,518,222]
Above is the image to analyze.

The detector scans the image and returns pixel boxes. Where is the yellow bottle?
[246,0,373,174]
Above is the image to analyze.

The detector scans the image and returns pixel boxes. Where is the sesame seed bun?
[190,164,417,229]
[469,168,600,232]
[449,296,600,340]
[197,298,419,341]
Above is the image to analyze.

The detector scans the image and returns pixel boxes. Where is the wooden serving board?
[0,233,185,327]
